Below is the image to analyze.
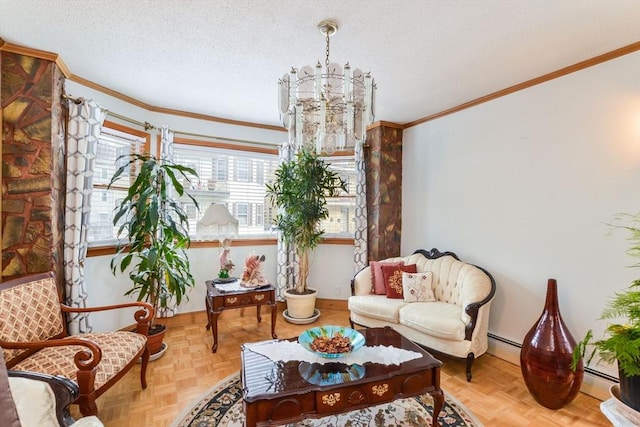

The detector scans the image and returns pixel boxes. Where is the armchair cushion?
[11,332,147,389]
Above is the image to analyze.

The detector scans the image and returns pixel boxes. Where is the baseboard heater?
[487,332,618,383]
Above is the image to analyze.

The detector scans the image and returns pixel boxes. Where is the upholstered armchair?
[0,272,153,416]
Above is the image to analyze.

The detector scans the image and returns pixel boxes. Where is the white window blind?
[172,143,279,239]
[88,126,144,245]
[319,156,357,236]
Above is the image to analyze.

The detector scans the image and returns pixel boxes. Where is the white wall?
[402,51,640,380]
[66,80,356,332]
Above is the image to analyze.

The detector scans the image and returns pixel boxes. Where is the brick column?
[365,121,403,261]
[1,50,65,285]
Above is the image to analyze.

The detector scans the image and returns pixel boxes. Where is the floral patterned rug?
[170,373,483,427]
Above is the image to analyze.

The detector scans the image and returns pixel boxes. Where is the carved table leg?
[270,301,277,339]
[211,309,221,353]
[256,305,262,322]
[205,295,211,330]
[429,388,444,427]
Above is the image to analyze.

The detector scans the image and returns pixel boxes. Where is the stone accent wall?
[1,51,65,286]
[365,123,403,261]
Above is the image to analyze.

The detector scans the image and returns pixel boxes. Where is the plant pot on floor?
[619,366,640,412]
[147,324,167,356]
[285,288,318,320]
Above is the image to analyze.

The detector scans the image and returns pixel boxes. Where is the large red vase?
[520,279,584,409]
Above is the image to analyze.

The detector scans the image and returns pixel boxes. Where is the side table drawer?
[222,291,272,307]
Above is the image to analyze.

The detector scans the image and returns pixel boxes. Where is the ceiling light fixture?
[278,20,376,154]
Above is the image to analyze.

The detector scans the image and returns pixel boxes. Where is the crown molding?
[3,39,638,132]
[0,40,285,133]
[404,41,640,129]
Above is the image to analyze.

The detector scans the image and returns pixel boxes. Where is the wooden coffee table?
[240,326,443,427]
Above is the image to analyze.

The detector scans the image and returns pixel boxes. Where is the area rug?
[170,373,483,427]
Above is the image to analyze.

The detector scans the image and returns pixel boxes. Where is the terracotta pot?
[520,279,584,409]
[619,365,640,412]
[285,288,317,319]
[147,324,167,355]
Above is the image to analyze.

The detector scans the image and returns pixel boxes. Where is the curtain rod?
[63,94,156,130]
[172,129,278,148]
[63,94,278,148]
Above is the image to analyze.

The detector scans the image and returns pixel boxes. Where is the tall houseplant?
[572,213,640,411]
[266,147,347,318]
[109,153,198,353]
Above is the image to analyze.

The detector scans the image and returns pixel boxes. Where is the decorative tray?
[298,325,365,359]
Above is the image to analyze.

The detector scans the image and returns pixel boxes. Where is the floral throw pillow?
[402,272,435,302]
[370,261,404,295]
[381,264,418,299]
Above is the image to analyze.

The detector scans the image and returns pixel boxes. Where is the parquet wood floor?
[73,307,610,426]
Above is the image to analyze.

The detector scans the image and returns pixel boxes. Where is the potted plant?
[109,153,199,356]
[572,213,640,411]
[266,147,347,320]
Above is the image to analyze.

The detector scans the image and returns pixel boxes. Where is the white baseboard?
[488,336,614,402]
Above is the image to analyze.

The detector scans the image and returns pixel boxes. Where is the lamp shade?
[197,203,238,239]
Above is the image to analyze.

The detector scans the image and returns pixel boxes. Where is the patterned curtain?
[158,126,178,317]
[353,140,368,272]
[275,141,296,301]
[64,99,106,335]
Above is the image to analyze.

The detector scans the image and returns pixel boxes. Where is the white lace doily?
[243,340,422,365]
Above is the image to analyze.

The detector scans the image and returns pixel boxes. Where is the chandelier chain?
[325,31,330,68]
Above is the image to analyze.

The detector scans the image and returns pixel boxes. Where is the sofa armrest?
[460,264,496,340]
[351,265,374,296]
[9,370,78,427]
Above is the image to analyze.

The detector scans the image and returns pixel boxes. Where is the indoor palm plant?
[266,147,347,319]
[109,153,198,355]
[572,213,640,411]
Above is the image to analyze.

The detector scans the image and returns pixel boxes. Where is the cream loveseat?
[348,248,496,381]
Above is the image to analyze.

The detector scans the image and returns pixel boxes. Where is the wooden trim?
[369,121,405,130]
[316,298,349,311]
[145,104,285,132]
[88,237,352,257]
[0,40,285,133]
[276,298,349,312]
[0,40,72,76]
[4,39,639,132]
[70,72,285,132]
[404,41,640,128]
[174,136,278,155]
[322,237,355,245]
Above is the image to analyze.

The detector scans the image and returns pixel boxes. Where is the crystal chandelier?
[278,20,376,154]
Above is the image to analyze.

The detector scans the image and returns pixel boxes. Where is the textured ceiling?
[1,0,639,128]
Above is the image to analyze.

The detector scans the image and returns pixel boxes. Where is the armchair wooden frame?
[0,272,153,416]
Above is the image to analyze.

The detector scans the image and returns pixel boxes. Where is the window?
[87,122,149,246]
[236,203,249,225]
[172,139,279,239]
[255,204,264,227]
[318,156,357,236]
[174,140,358,240]
[235,158,250,182]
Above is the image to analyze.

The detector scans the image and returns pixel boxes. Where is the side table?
[205,280,277,353]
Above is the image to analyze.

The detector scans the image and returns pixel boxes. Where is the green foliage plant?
[108,153,199,328]
[265,147,347,295]
[572,213,640,376]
